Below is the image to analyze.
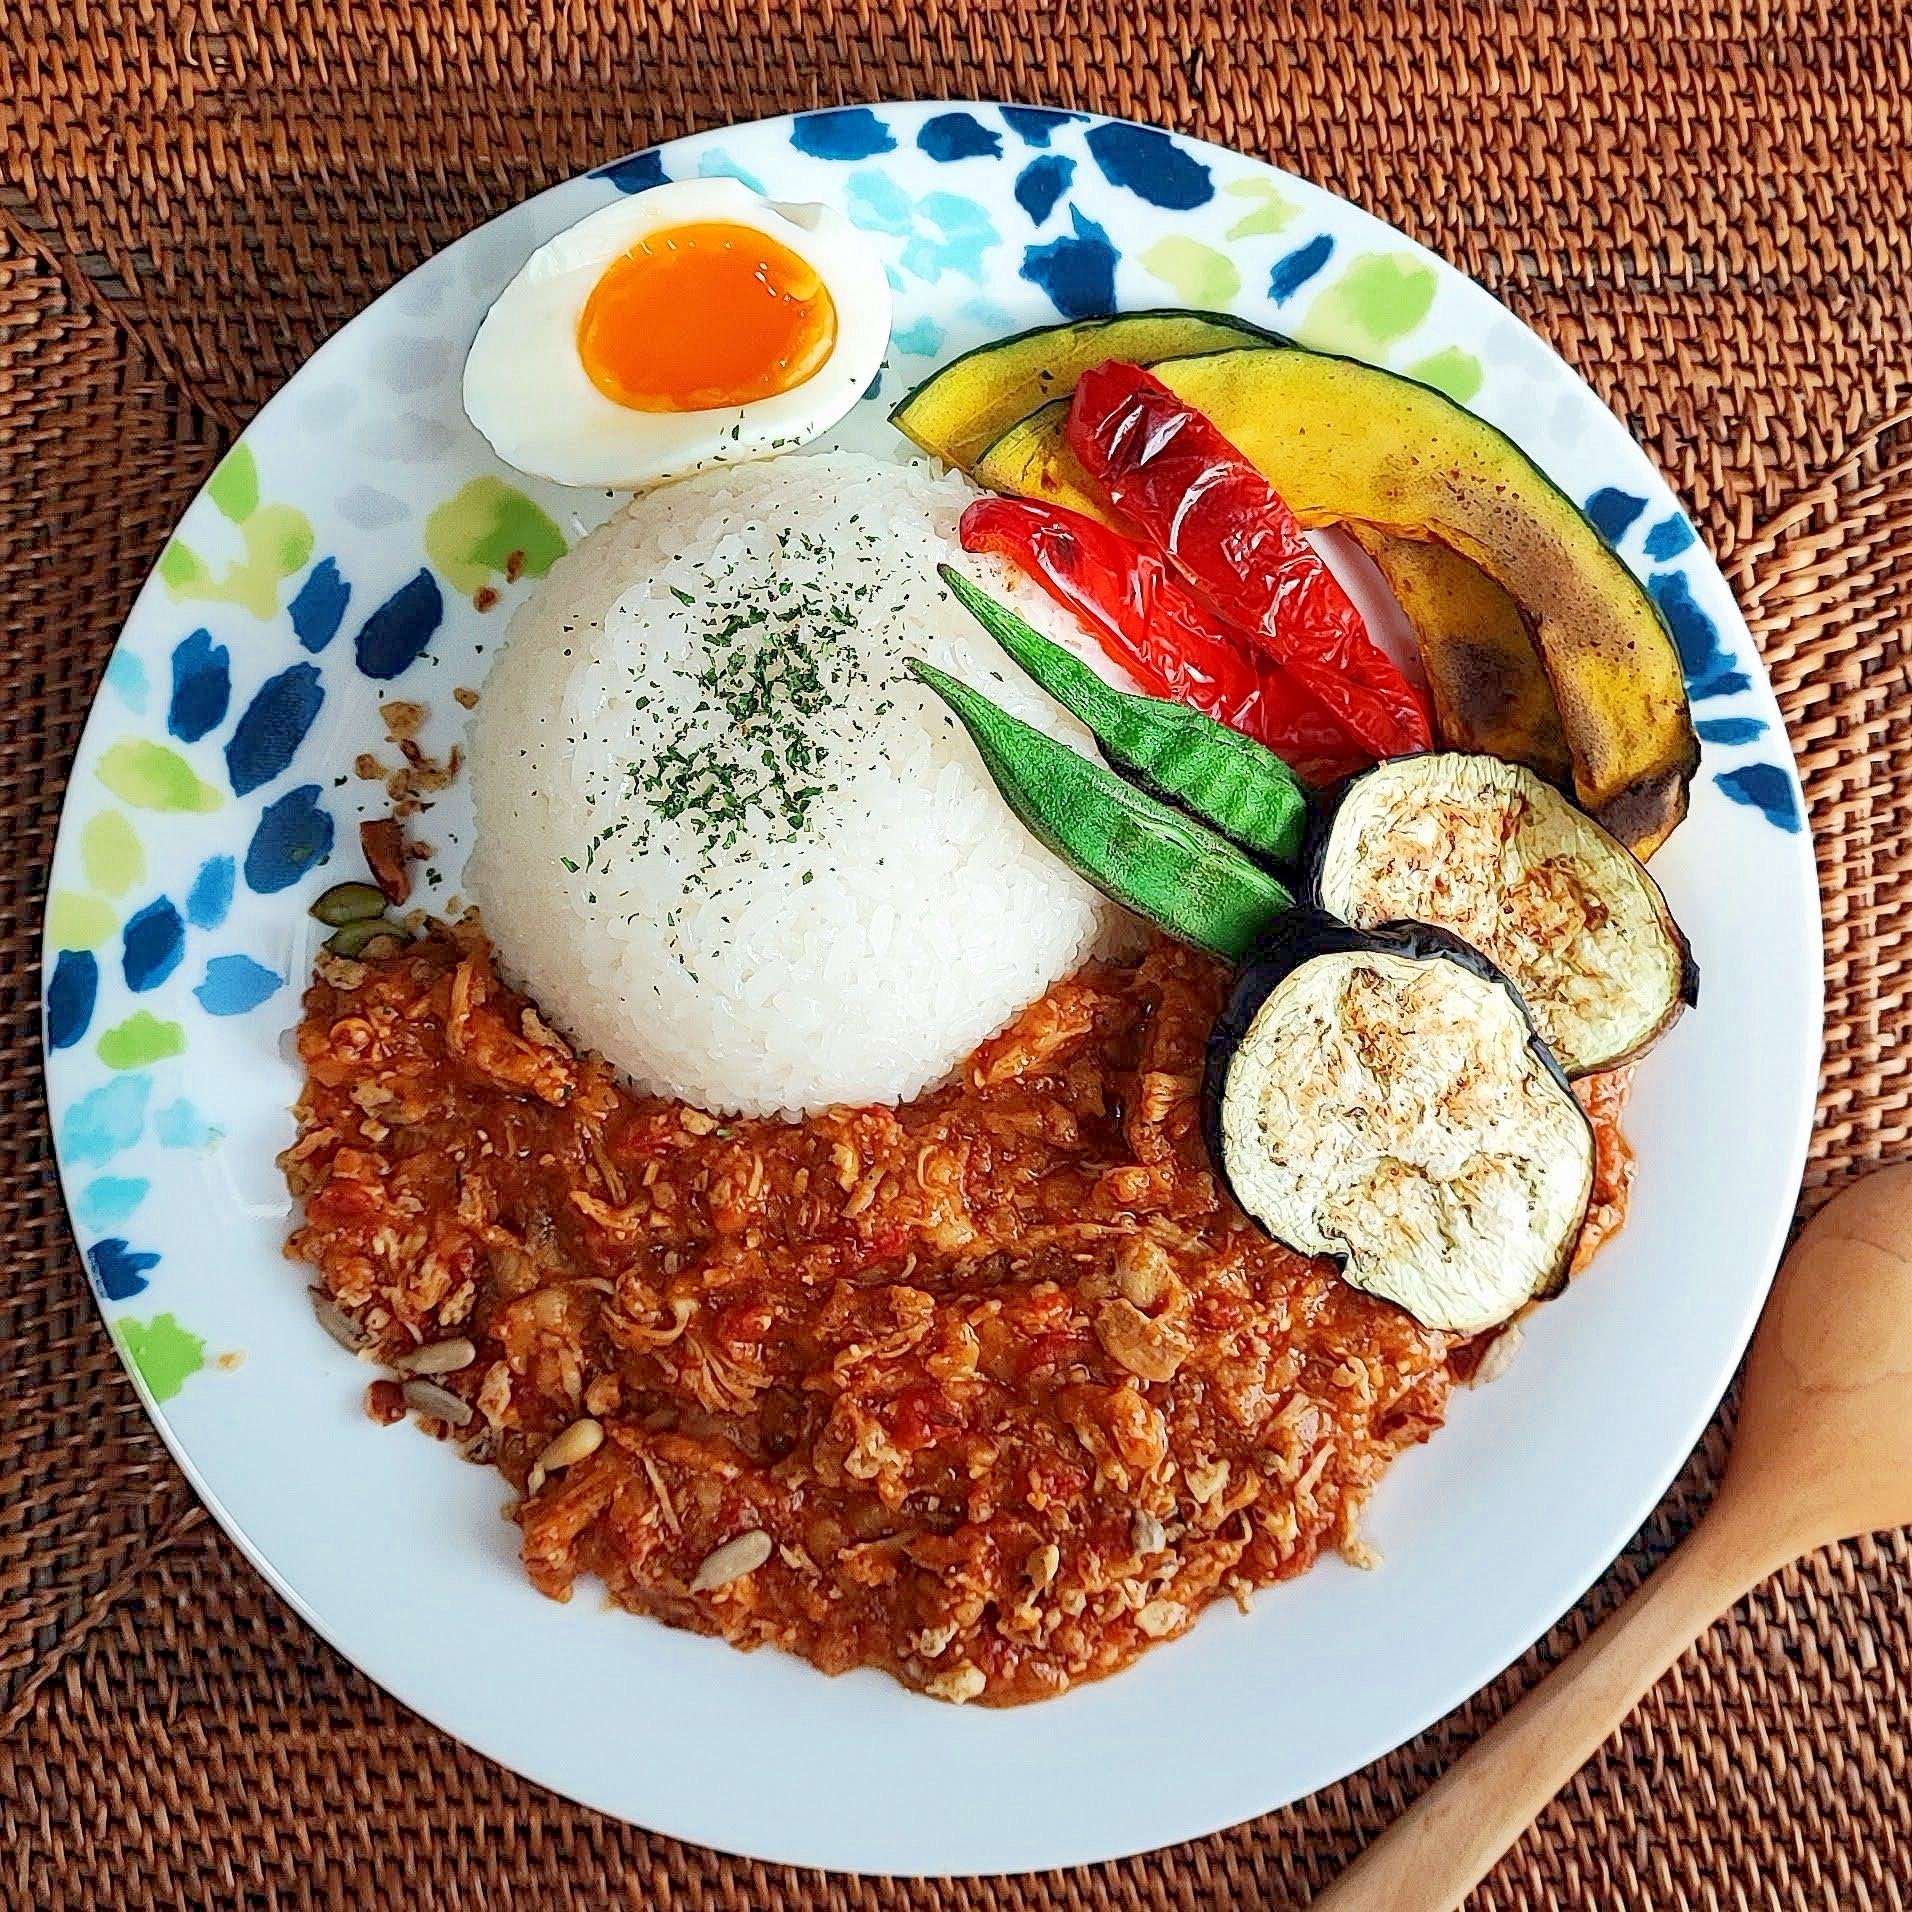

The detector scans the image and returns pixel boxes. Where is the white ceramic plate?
[43,103,1820,1873]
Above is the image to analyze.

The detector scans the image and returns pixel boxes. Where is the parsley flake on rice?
[467,450,1138,1119]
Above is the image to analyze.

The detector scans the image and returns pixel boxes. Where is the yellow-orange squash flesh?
[974,347,1698,855]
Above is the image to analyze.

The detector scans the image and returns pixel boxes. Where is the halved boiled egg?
[463,177,892,489]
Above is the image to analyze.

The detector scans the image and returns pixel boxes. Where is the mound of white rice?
[467,450,1137,1118]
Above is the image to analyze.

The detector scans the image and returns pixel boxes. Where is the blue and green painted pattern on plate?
[45,102,1802,1403]
[49,441,569,1397]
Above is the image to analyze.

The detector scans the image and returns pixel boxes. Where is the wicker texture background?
[3,3,1910,1906]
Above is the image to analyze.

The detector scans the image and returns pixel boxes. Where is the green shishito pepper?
[938,566,1308,867]
[908,659,1293,962]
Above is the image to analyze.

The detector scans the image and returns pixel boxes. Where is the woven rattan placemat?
[5,5,1910,1906]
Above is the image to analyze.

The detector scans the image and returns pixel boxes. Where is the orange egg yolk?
[576,222,839,413]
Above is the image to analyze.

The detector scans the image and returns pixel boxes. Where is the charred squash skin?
[1347,530,1573,788]
[969,347,1700,858]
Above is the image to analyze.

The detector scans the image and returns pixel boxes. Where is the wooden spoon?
[1311,1163,1912,1912]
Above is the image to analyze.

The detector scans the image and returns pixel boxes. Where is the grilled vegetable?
[1313,753,1696,1075]
[1203,914,1594,1333]
[894,305,1556,788]
[975,346,1700,858]
[906,659,1293,961]
[889,308,1282,470]
[1348,529,1572,786]
[938,567,1308,865]
[959,496,1368,785]
[1067,362,1433,761]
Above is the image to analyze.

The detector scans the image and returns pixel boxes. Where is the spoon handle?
[1309,1504,1783,1912]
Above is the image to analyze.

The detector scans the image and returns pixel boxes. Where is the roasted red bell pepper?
[959,495,1370,786]
[1066,361,1432,759]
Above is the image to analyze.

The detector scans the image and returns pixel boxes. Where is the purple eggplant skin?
[1302,751,1699,1033]
[1200,909,1593,1306]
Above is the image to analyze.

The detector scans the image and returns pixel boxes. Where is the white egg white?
[462,177,893,489]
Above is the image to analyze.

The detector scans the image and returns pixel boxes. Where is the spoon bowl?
[1313,1163,1912,1911]
[1722,1162,1912,1559]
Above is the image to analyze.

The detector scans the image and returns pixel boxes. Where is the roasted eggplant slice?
[1314,753,1696,1076]
[1204,915,1594,1334]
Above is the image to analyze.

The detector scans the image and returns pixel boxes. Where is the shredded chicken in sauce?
[282,924,1632,1705]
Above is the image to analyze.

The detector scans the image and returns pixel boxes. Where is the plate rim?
[39,96,1825,1874]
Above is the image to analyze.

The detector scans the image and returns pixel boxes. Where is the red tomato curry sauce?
[281,924,1631,1705]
